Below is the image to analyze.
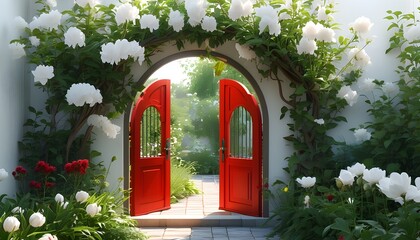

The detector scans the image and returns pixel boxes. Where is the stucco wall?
[0,0,29,196]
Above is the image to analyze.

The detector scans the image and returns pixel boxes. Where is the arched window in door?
[140,107,161,157]
[229,106,252,159]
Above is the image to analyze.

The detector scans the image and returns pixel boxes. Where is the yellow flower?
[283,186,289,192]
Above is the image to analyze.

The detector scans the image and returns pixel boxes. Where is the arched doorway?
[124,49,270,217]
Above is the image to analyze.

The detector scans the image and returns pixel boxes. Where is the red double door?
[130,79,262,217]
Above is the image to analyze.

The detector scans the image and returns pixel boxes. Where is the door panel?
[219,79,262,217]
[130,80,171,216]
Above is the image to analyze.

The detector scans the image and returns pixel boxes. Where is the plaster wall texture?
[0,0,29,196]
[2,0,416,214]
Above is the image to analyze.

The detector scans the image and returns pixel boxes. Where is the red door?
[130,80,171,216]
[219,79,262,217]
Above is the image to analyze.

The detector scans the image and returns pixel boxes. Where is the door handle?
[165,138,170,160]
[219,139,225,162]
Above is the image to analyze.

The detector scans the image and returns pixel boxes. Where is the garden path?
[137,175,278,239]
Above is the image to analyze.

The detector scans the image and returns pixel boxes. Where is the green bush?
[171,159,200,203]
[181,151,219,175]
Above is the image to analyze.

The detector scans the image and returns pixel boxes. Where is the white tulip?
[29,212,46,227]
[338,169,355,186]
[3,216,20,232]
[55,193,64,203]
[86,203,102,217]
[75,190,89,203]
[38,233,58,240]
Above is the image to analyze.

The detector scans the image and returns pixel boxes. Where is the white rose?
[338,169,355,186]
[347,162,366,176]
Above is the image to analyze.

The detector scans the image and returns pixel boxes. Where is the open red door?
[130,80,171,216]
[219,79,262,217]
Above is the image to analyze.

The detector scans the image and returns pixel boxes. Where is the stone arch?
[123,41,275,216]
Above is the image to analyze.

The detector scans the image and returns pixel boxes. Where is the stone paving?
[138,175,278,239]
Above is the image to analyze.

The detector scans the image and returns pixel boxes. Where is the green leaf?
[280,106,288,120]
[213,60,226,76]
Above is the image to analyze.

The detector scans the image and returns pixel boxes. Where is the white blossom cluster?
[87,114,121,139]
[29,10,62,31]
[404,24,420,43]
[255,5,280,36]
[297,21,336,55]
[353,128,371,143]
[66,83,103,107]
[32,65,54,85]
[64,27,86,48]
[168,10,185,32]
[75,0,99,8]
[350,16,374,39]
[8,42,26,59]
[100,39,145,65]
[185,0,208,27]
[115,3,140,25]
[337,85,358,106]
[140,14,159,32]
[228,0,254,21]
[348,47,371,68]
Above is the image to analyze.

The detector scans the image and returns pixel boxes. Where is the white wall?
[0,0,29,196]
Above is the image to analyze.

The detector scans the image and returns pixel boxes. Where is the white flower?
[9,42,26,59]
[168,10,184,32]
[29,16,40,31]
[363,167,386,185]
[348,47,371,68]
[358,78,376,92]
[317,6,328,21]
[62,201,69,209]
[185,0,208,27]
[416,177,420,190]
[377,172,411,205]
[235,43,256,60]
[29,212,46,227]
[296,176,316,188]
[337,86,358,106]
[3,216,20,233]
[36,10,62,31]
[75,190,89,203]
[347,162,366,176]
[353,128,371,143]
[302,21,320,40]
[0,168,8,181]
[39,233,58,240]
[64,27,86,48]
[87,114,121,139]
[11,207,24,214]
[404,24,420,43]
[338,169,355,186]
[314,118,324,125]
[140,14,159,32]
[115,3,140,25]
[382,82,399,96]
[66,83,103,107]
[75,0,99,8]
[317,26,336,42]
[303,195,310,208]
[351,16,373,38]
[100,39,145,65]
[32,65,54,85]
[297,37,317,55]
[29,36,40,47]
[46,0,57,8]
[405,185,420,203]
[228,0,254,20]
[255,5,280,36]
[201,16,217,32]
[86,203,102,217]
[14,16,28,31]
[55,193,64,203]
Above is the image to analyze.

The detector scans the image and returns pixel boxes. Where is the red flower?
[327,194,334,202]
[338,235,345,240]
[35,161,56,174]
[30,180,42,189]
[65,159,89,175]
[15,166,27,174]
[45,181,55,188]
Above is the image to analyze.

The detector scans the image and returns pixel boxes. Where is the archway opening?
[125,50,268,216]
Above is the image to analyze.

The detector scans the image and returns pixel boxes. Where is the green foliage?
[170,159,200,203]
[181,150,219,175]
[0,190,147,240]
